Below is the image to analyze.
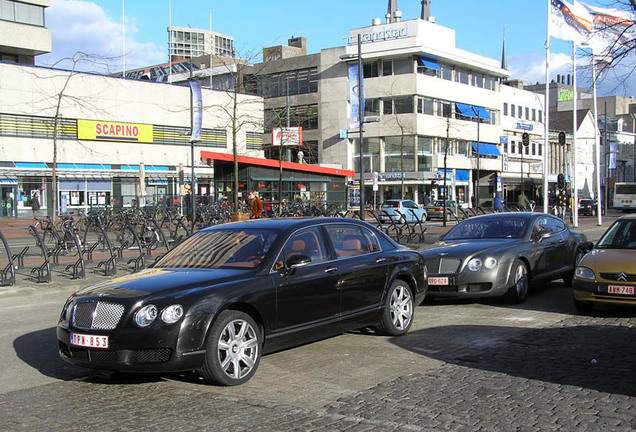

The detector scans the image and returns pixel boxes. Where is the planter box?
[231,212,250,222]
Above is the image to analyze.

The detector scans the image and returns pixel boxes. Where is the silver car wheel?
[217,318,259,381]
[513,262,528,299]
[389,284,413,331]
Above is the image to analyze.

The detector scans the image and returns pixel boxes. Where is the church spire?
[501,27,508,70]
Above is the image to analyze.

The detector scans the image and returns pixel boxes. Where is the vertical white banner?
[348,64,362,130]
[190,81,203,141]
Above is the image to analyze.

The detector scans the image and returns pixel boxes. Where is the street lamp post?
[356,38,365,220]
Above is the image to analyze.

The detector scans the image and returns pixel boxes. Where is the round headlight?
[468,258,482,271]
[161,304,184,324]
[575,266,595,280]
[484,257,498,269]
[134,304,158,327]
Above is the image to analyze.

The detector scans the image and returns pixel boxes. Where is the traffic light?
[557,173,565,189]
[522,132,530,147]
[558,131,566,145]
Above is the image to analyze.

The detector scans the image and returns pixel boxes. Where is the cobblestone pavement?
[0,214,633,431]
[1,308,633,431]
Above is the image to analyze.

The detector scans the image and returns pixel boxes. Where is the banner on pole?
[189,81,202,141]
[348,64,364,130]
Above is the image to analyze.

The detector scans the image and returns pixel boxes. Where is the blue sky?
[38,0,636,96]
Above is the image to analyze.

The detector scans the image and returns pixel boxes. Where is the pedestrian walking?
[31,191,41,218]
[494,193,504,212]
[248,190,263,219]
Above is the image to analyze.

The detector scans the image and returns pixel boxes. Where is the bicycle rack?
[0,229,15,286]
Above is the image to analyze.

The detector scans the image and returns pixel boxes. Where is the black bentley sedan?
[57,218,427,386]
[420,213,591,303]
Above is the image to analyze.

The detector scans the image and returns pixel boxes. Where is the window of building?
[438,100,452,118]
[258,68,319,98]
[0,0,44,26]
[363,61,379,78]
[384,96,413,115]
[525,107,530,120]
[437,138,450,155]
[385,136,415,172]
[440,64,452,81]
[472,73,484,88]
[417,136,433,154]
[417,97,435,115]
[246,132,263,150]
[539,110,543,123]
[382,60,393,76]
[511,104,515,118]
[539,144,543,156]
[503,141,508,153]
[503,103,508,116]
[511,142,516,154]
[365,98,381,117]
[456,140,470,156]
[353,138,381,173]
[484,76,496,91]
[532,143,536,155]
[518,105,523,118]
[455,68,469,85]
[532,108,536,121]
[393,58,413,75]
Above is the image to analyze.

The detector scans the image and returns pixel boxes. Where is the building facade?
[0,62,264,217]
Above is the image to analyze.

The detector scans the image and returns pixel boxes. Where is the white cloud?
[37,0,165,73]
[509,51,636,97]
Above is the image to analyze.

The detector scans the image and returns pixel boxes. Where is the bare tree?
[202,50,264,211]
[31,52,113,223]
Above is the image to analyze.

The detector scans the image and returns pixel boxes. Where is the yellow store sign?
[77,120,153,143]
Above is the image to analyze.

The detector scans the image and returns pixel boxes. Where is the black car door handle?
[325,267,338,273]
[376,257,387,263]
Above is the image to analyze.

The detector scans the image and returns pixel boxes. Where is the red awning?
[200,151,354,178]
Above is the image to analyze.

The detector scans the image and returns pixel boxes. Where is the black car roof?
[202,217,374,232]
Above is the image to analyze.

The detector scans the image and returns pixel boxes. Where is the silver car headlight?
[161,304,184,324]
[484,257,498,269]
[468,258,482,271]
[575,266,595,280]
[134,304,158,327]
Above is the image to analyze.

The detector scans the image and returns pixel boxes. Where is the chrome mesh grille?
[425,258,462,274]
[72,301,125,330]
[599,273,636,282]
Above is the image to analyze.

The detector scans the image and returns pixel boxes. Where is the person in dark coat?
[31,191,41,218]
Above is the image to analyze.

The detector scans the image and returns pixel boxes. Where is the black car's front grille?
[425,257,462,274]
[599,273,636,282]
[130,349,172,364]
[64,347,172,364]
[72,301,125,330]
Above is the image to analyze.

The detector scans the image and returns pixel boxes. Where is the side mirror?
[581,241,594,252]
[282,254,311,275]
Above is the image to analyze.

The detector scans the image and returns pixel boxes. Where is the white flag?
[549,0,594,45]
[580,2,636,54]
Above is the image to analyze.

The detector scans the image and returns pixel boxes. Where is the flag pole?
[591,52,603,225]
[572,42,579,227]
[543,0,551,214]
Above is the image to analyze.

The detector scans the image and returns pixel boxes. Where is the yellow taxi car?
[573,214,636,312]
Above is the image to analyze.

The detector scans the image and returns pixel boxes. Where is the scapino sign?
[77,120,153,143]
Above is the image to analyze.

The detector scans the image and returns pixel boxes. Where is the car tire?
[377,279,414,336]
[573,298,594,314]
[505,260,529,303]
[201,310,261,386]
[563,248,585,286]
